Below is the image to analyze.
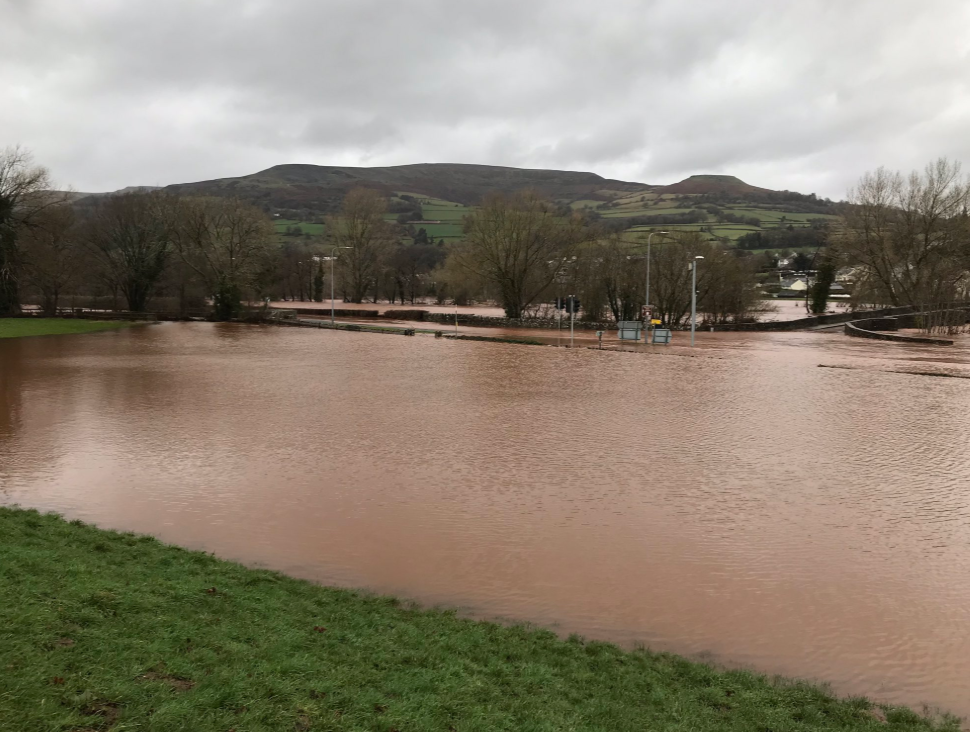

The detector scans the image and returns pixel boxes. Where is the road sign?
[652,328,672,344]
[617,321,642,341]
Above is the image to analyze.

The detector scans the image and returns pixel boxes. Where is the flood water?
[2,323,970,719]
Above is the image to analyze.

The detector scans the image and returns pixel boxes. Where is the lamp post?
[644,230,668,342]
[330,246,351,326]
[690,255,704,347]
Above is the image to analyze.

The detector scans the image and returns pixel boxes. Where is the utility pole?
[690,256,704,347]
[330,246,351,327]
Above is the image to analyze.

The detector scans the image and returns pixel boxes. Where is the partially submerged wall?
[844,321,953,345]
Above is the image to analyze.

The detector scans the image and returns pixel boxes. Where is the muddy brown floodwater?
[2,323,970,719]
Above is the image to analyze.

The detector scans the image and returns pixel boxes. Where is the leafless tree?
[460,191,590,318]
[327,188,395,303]
[20,204,80,315]
[173,196,274,315]
[0,146,66,314]
[82,192,175,312]
[840,158,970,309]
[587,234,646,322]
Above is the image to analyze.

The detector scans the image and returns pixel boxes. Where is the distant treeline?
[598,210,709,232]
[736,225,830,250]
[676,190,837,216]
[696,205,761,227]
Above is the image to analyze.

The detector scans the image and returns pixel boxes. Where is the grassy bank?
[0,318,137,339]
[0,507,957,731]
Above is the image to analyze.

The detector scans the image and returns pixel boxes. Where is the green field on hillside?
[274,218,325,236]
[266,186,837,250]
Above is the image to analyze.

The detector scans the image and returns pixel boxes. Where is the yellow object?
[650,319,661,325]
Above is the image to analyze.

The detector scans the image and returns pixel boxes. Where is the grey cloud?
[2,0,969,197]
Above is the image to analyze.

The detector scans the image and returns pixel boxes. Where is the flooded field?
[272,296,838,321]
[2,323,970,718]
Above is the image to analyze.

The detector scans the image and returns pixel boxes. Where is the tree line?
[838,157,970,311]
[0,146,772,325]
[20,146,968,327]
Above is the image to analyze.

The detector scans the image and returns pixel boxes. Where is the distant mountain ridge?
[164,162,651,211]
[76,164,799,212]
[69,163,837,246]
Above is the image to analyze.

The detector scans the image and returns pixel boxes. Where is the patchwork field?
[265,177,838,252]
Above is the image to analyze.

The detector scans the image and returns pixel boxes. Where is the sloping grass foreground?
[0,318,136,339]
[0,507,958,731]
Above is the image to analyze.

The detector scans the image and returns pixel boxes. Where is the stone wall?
[289,307,380,318]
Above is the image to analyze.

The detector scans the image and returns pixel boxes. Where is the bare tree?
[0,147,64,314]
[387,244,446,304]
[173,196,274,318]
[461,191,590,318]
[327,188,395,303]
[699,247,765,324]
[587,234,646,322]
[83,192,174,312]
[20,204,80,315]
[840,158,970,308]
[647,233,762,326]
[432,246,488,306]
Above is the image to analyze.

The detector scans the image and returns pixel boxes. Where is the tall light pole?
[330,246,351,326]
[644,230,668,342]
[690,255,704,347]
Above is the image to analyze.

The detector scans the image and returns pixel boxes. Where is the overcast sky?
[2,0,969,198]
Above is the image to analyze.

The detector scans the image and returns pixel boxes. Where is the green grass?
[0,507,958,732]
[421,205,469,222]
[274,219,326,236]
[419,223,464,238]
[0,318,137,339]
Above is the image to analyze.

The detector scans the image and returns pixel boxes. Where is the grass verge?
[0,507,959,731]
[0,318,137,339]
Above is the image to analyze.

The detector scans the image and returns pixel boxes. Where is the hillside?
[81,163,837,250]
[657,174,771,195]
[166,163,649,211]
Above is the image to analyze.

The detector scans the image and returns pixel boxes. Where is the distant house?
[779,277,809,292]
[776,280,850,300]
[835,266,862,284]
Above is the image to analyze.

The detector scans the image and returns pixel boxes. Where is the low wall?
[844,322,953,345]
[288,307,380,318]
[732,305,919,331]
[851,317,900,332]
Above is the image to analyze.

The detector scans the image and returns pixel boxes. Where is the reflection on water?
[2,323,970,718]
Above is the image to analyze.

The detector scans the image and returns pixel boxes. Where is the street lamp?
[690,255,704,347]
[644,230,668,342]
[330,246,351,326]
